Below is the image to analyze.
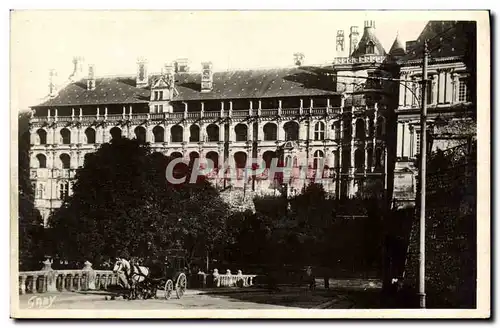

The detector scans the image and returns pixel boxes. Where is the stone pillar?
[164,123,169,143]
[438,70,446,104]
[445,70,453,103]
[182,123,189,143]
[247,123,253,142]
[219,123,225,142]
[229,122,235,142]
[145,124,152,143]
[82,261,96,290]
[277,120,283,141]
[451,73,459,103]
[41,259,57,292]
[399,73,406,106]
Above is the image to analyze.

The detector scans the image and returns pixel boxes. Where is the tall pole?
[419,40,429,309]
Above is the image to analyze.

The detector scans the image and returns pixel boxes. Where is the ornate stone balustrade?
[211,269,256,288]
[18,260,118,295]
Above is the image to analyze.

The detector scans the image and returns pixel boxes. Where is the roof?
[33,66,340,108]
[389,35,406,57]
[351,26,387,58]
[399,21,476,64]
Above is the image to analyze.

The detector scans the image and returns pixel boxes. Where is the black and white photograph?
[10,9,490,319]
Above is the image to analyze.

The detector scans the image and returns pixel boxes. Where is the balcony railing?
[30,106,350,124]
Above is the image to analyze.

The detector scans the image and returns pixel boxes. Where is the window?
[85,128,96,144]
[171,125,183,143]
[189,125,199,142]
[60,128,71,144]
[36,183,45,199]
[154,90,164,101]
[59,181,69,200]
[263,123,277,141]
[415,131,421,155]
[206,124,219,142]
[60,153,71,169]
[284,121,299,141]
[153,126,165,143]
[366,42,375,54]
[235,124,248,142]
[313,150,324,168]
[314,122,325,141]
[459,78,470,102]
[426,79,433,105]
[355,119,365,139]
[36,154,47,168]
[37,129,47,145]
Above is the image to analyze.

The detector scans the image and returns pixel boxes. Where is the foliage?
[18,112,44,270]
[47,137,230,269]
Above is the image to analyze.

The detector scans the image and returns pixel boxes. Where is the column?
[122,105,126,119]
[438,70,446,104]
[129,105,133,119]
[182,123,189,143]
[229,122,235,142]
[350,116,355,173]
[444,70,453,103]
[299,99,303,115]
[219,123,225,142]
[145,125,152,143]
[364,144,369,173]
[432,75,439,105]
[277,120,283,141]
[405,79,412,107]
[249,101,253,116]
[164,123,169,143]
[96,106,100,119]
[247,122,253,142]
[278,100,282,116]
[398,73,406,106]
[451,73,459,103]
[396,123,403,158]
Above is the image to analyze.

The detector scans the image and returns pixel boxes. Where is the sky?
[11,11,428,111]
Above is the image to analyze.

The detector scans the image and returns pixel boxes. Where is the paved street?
[17,285,363,310]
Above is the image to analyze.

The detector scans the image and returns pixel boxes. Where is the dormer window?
[154,90,163,101]
[366,41,375,54]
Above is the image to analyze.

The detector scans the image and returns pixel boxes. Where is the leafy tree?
[47,137,230,268]
[18,112,44,270]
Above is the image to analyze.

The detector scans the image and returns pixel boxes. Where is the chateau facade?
[28,20,476,223]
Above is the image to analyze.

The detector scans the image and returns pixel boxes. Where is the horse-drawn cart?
[110,248,188,301]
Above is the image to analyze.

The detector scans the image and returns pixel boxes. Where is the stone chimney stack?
[87,64,96,91]
[174,58,190,73]
[336,30,345,56]
[136,58,148,88]
[349,26,360,57]
[48,69,57,98]
[68,56,84,82]
[201,62,213,93]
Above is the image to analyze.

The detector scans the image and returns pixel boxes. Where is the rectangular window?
[459,78,470,102]
[159,104,163,113]
[158,91,163,100]
[426,79,433,105]
[154,105,159,113]
[415,131,421,155]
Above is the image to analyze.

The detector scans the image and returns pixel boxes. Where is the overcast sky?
[11,11,430,111]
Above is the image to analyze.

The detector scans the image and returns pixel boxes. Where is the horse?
[113,257,152,299]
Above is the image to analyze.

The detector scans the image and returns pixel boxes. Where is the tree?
[47,137,230,268]
[18,112,44,270]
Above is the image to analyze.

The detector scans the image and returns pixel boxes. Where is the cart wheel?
[164,279,174,300]
[176,273,187,299]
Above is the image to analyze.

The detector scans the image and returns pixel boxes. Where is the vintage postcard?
[10,9,490,319]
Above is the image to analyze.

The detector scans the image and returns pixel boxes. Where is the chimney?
[201,62,213,93]
[349,26,359,57]
[136,58,148,88]
[174,58,189,73]
[293,53,305,66]
[87,64,96,91]
[68,56,84,82]
[406,40,417,53]
[48,69,57,98]
[364,20,376,29]
[336,30,345,55]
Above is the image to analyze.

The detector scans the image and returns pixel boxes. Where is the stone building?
[28,19,475,223]
[391,21,477,208]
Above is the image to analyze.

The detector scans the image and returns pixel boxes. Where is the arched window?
[285,155,292,167]
[263,123,277,141]
[110,127,122,140]
[284,121,299,141]
[313,150,324,169]
[59,181,69,200]
[376,117,385,137]
[354,148,365,171]
[171,125,183,143]
[153,126,165,143]
[206,124,219,142]
[263,151,276,168]
[355,119,365,139]
[170,152,183,159]
[60,153,70,169]
[314,122,325,141]
[36,183,45,199]
[37,129,47,145]
[234,152,247,169]
[135,126,146,143]
[85,128,96,144]
[60,128,71,144]
[36,154,47,169]
[206,151,219,171]
[234,124,248,142]
[189,151,200,167]
[189,125,199,142]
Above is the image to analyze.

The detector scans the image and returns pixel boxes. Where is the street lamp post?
[418,41,429,309]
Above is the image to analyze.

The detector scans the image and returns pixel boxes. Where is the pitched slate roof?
[33,66,339,108]
[399,21,476,64]
[389,35,406,57]
[351,26,387,58]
